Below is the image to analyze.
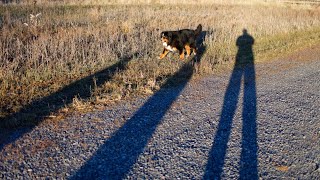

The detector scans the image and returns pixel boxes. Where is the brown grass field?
[0,0,320,126]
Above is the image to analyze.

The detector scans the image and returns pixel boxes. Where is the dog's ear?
[160,32,165,39]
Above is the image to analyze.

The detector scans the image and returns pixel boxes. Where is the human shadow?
[204,29,258,179]
[71,34,207,179]
[0,55,134,151]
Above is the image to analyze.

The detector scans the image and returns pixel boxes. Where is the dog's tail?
[195,24,202,37]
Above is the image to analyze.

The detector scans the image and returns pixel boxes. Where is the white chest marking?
[163,42,175,52]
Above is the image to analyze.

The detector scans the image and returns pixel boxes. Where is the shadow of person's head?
[242,29,248,35]
[235,29,255,66]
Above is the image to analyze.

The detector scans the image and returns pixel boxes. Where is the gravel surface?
[0,45,320,179]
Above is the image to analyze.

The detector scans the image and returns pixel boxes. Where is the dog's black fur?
[160,24,202,60]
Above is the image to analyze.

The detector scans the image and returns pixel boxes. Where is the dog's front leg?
[159,48,169,59]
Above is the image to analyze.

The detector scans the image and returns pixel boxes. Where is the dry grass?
[5,0,320,5]
[0,3,320,126]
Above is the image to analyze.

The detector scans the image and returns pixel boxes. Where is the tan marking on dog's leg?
[185,45,191,57]
[179,52,185,60]
[159,48,169,59]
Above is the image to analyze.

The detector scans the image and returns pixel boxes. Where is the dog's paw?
[158,54,165,60]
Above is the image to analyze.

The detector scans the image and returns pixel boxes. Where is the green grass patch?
[255,27,320,61]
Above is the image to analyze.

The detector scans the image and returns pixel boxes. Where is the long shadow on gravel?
[71,34,207,179]
[0,55,134,151]
[204,29,258,179]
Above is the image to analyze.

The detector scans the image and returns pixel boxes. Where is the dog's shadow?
[0,53,137,151]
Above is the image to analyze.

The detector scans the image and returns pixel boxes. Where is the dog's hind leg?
[190,43,197,55]
[179,49,185,60]
[185,45,191,57]
[193,48,197,55]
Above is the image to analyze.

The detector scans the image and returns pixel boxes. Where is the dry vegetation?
[0,1,320,126]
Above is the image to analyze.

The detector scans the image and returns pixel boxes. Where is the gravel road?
[0,45,319,179]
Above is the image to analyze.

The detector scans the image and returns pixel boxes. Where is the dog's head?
[160,31,172,46]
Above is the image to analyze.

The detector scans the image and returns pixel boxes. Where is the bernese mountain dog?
[159,24,202,60]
